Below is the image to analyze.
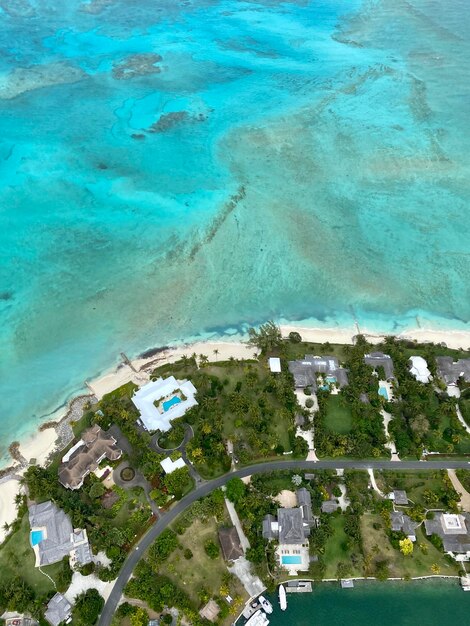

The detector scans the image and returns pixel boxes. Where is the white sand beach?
[0,477,23,544]
[19,427,58,466]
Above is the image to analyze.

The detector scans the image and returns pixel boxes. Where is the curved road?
[98,458,470,625]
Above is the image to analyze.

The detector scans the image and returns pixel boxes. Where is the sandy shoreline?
[1,322,469,544]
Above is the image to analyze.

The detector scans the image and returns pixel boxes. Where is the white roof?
[409,356,431,383]
[269,357,281,373]
[160,457,186,474]
[132,376,198,432]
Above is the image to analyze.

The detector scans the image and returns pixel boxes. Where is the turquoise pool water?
[30,530,44,546]
[1,0,469,465]
[378,387,389,400]
[281,555,302,565]
[326,376,337,384]
[163,396,182,412]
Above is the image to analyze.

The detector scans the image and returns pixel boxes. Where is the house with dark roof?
[262,489,315,572]
[392,490,408,506]
[321,500,340,514]
[364,352,395,380]
[44,593,72,626]
[218,527,243,562]
[390,511,418,542]
[425,513,470,560]
[59,425,122,490]
[436,357,470,386]
[288,355,348,390]
[29,501,92,567]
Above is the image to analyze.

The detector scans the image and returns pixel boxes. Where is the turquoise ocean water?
[264,580,470,625]
[0,0,469,461]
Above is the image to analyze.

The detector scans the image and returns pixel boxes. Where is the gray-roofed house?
[59,425,122,490]
[321,500,340,514]
[393,490,408,506]
[218,526,243,562]
[262,489,315,572]
[390,511,418,542]
[44,593,72,626]
[436,357,470,386]
[424,513,470,560]
[288,355,348,390]
[364,352,395,380]
[29,501,92,567]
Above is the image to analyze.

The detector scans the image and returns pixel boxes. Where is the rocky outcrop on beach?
[112,53,162,80]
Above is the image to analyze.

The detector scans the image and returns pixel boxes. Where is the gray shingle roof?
[436,357,470,385]
[288,355,348,389]
[44,593,72,626]
[262,514,277,540]
[296,488,313,523]
[218,527,243,561]
[321,500,339,513]
[390,511,417,537]
[278,508,305,544]
[364,352,395,380]
[29,501,73,566]
[424,513,470,553]
[393,490,408,505]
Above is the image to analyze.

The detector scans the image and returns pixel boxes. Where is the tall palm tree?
[213,348,219,361]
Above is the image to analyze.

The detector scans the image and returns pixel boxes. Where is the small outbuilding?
[218,526,244,562]
[44,593,72,626]
[269,357,282,373]
[160,456,186,474]
[199,599,220,623]
[393,490,409,506]
[409,356,431,383]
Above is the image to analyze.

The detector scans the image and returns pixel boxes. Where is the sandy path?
[447,470,470,512]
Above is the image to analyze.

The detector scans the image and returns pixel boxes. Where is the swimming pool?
[326,376,337,384]
[281,555,302,565]
[163,396,182,412]
[378,387,389,400]
[31,530,44,546]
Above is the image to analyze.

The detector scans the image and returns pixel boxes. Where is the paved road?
[98,458,470,625]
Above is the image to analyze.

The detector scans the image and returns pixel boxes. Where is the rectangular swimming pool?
[378,386,389,400]
[31,530,44,546]
[281,555,302,565]
[163,396,182,412]
[326,376,337,384]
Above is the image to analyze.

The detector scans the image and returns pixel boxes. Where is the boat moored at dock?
[278,584,287,611]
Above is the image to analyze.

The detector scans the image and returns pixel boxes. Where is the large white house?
[132,376,198,432]
[409,356,431,383]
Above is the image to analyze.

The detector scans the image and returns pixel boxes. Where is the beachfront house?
[424,513,470,561]
[390,511,418,542]
[288,355,348,391]
[44,593,72,626]
[262,488,315,572]
[132,376,198,432]
[364,352,395,380]
[436,357,470,389]
[409,356,431,383]
[58,425,122,490]
[29,501,92,567]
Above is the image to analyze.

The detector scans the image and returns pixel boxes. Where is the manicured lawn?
[324,395,352,434]
[323,515,361,578]
[284,341,349,363]
[0,512,61,595]
[165,517,247,624]
[375,470,448,507]
[360,514,459,578]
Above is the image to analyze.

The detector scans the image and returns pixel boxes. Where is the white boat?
[245,609,270,626]
[278,584,287,611]
[259,595,273,614]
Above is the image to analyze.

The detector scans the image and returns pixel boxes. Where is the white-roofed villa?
[132,376,198,432]
[409,356,432,383]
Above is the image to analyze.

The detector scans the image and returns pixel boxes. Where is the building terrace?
[436,357,470,386]
[58,424,122,490]
[29,500,92,568]
[364,352,395,380]
[288,355,348,391]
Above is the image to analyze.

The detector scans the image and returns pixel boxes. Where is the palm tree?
[199,354,209,367]
[213,348,219,361]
